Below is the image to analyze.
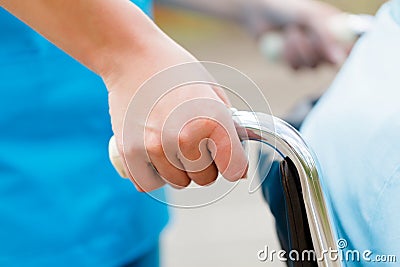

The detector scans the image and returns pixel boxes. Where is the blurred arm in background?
[156,0,348,69]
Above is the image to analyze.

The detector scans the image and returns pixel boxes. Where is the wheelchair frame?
[233,110,340,267]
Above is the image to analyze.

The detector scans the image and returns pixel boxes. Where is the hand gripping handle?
[108,109,339,267]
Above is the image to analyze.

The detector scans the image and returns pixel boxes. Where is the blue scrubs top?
[301,1,400,265]
[0,1,168,266]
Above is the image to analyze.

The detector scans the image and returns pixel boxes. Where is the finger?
[178,136,219,186]
[298,31,319,68]
[209,116,248,182]
[126,157,167,192]
[284,26,318,69]
[148,153,192,189]
[188,163,218,186]
[110,135,158,192]
[283,27,302,69]
[146,135,191,188]
[123,136,167,192]
[311,24,347,65]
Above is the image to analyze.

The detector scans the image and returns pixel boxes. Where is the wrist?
[89,8,165,78]
[102,31,197,96]
[96,24,162,80]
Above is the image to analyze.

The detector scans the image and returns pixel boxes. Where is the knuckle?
[145,135,163,157]
[178,130,192,148]
[200,117,219,130]
[179,119,218,144]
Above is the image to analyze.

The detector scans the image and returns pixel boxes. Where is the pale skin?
[0,0,345,191]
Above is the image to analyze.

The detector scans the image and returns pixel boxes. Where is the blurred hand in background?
[243,0,349,69]
[157,0,350,69]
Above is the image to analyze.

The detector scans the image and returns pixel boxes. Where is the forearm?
[0,0,164,76]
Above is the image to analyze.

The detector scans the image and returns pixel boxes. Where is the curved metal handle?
[232,110,339,267]
[108,110,339,266]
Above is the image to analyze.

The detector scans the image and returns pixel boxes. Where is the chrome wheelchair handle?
[232,110,339,267]
[108,109,339,266]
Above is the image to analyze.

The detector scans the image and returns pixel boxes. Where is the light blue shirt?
[0,1,168,266]
[301,1,400,265]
